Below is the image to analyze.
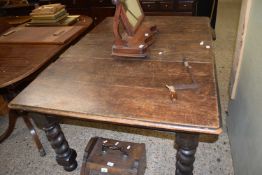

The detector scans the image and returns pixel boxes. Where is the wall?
[228,0,262,174]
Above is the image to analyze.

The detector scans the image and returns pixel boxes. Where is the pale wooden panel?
[230,0,252,99]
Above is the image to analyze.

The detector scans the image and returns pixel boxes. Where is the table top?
[9,16,222,135]
[0,16,93,88]
[0,16,31,26]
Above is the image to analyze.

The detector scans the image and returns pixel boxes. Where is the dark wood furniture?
[81,137,146,175]
[32,0,217,29]
[198,0,218,29]
[87,0,198,25]
[0,16,93,156]
[111,0,158,57]
[0,95,8,115]
[0,16,31,26]
[9,16,222,174]
[0,4,35,16]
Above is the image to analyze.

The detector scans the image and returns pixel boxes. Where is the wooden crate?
[81,137,146,175]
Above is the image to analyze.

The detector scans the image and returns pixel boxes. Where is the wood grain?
[0,26,86,45]
[0,95,8,115]
[0,22,11,34]
[0,16,31,26]
[0,16,93,89]
[9,16,221,134]
[0,45,61,88]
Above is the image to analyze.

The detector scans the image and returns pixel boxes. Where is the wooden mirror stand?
[111,0,158,58]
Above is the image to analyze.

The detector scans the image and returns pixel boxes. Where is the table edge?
[9,103,222,135]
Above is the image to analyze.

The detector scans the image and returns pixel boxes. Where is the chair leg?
[22,116,46,157]
[0,110,17,143]
[212,29,216,40]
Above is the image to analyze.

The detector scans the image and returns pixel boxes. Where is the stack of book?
[28,3,78,26]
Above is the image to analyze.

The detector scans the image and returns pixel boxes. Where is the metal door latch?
[166,58,199,102]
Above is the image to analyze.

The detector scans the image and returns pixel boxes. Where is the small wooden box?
[81,137,146,175]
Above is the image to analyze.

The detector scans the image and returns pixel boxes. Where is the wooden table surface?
[0,16,93,89]
[9,16,222,135]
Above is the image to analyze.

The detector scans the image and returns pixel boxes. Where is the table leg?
[34,116,77,172]
[175,132,199,175]
[0,109,46,157]
[0,110,17,143]
[22,116,46,157]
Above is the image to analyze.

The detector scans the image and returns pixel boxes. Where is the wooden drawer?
[159,1,174,11]
[89,0,113,7]
[140,2,158,11]
[175,0,194,12]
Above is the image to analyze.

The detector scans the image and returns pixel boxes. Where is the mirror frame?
[121,0,144,35]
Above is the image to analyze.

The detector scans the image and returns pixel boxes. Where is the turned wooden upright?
[9,16,221,174]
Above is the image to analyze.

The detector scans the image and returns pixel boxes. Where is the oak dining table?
[9,16,222,174]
